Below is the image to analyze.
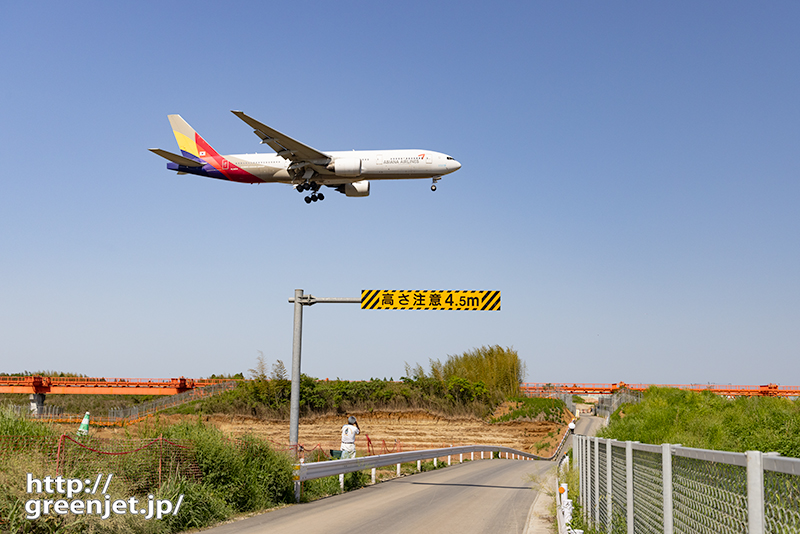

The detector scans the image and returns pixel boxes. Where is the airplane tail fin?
[167,114,219,163]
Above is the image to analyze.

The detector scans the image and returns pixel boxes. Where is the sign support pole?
[289,289,304,455]
[288,290,362,456]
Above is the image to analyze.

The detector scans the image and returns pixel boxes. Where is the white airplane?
[150,111,461,203]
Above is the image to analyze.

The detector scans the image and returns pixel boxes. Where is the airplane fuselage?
[168,149,459,185]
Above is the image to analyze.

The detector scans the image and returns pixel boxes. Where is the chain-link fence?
[575,435,800,533]
[522,387,576,415]
[596,389,643,418]
[8,381,237,425]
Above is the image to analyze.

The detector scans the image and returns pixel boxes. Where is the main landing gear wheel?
[304,193,324,203]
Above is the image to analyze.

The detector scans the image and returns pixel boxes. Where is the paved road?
[200,459,553,534]
[562,415,605,454]
[575,415,605,437]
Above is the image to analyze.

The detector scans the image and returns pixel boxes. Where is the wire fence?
[575,435,800,534]
[7,381,238,426]
[0,434,201,491]
[596,389,643,418]
[522,388,576,415]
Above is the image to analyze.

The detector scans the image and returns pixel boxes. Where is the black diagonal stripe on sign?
[361,289,380,310]
[486,291,501,310]
[362,290,381,310]
[481,291,501,311]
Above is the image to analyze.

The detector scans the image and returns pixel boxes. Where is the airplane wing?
[231,110,330,164]
[148,148,205,167]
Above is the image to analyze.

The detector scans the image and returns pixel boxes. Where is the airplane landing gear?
[431,176,441,192]
[297,181,324,203]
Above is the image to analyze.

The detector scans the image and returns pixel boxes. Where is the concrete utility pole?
[288,289,361,454]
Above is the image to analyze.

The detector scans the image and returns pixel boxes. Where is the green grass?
[489,396,566,423]
[599,387,800,457]
[0,413,296,533]
[0,406,58,437]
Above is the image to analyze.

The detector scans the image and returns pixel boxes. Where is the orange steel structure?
[2,376,797,398]
[521,382,800,397]
[0,376,237,395]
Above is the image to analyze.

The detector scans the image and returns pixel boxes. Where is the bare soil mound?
[84,409,570,458]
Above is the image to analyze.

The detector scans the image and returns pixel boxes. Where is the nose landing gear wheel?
[431,184,437,191]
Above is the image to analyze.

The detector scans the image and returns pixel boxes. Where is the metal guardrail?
[575,434,800,534]
[293,443,552,502]
[297,444,543,482]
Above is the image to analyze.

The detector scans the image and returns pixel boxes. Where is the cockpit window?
[447,156,454,160]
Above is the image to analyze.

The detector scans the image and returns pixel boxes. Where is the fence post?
[594,437,600,526]
[371,467,376,485]
[662,443,673,534]
[606,439,613,533]
[580,435,587,517]
[746,451,765,534]
[626,441,634,534]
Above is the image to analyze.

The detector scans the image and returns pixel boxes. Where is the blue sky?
[1,2,798,385]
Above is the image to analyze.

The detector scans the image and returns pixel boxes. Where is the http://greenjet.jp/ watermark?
[24,473,184,520]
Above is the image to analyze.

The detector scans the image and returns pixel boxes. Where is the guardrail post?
[371,467,376,485]
[293,464,301,502]
[606,439,613,533]
[448,455,451,466]
[662,443,673,534]
[746,451,765,534]
[396,463,400,476]
[434,457,437,468]
[460,453,463,463]
[417,460,421,472]
[626,441,633,534]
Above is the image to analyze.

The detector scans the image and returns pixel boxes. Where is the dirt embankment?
[86,404,573,459]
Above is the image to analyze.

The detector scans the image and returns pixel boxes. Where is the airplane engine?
[328,157,361,177]
[340,180,370,197]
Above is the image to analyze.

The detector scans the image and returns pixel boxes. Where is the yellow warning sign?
[361,290,500,311]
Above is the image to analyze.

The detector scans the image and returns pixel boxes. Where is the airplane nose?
[449,159,462,172]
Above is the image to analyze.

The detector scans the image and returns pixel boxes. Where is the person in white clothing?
[340,415,360,459]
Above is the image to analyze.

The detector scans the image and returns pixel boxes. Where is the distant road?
[562,415,605,453]
[576,415,605,437]
[201,459,552,534]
